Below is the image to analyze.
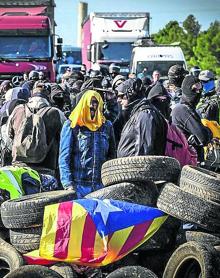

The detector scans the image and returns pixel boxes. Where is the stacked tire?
[157,166,220,232]
[87,156,181,276]
[157,165,220,277]
[0,190,78,277]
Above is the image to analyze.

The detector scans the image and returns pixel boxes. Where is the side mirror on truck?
[87,45,92,61]
[57,37,63,44]
[56,45,62,58]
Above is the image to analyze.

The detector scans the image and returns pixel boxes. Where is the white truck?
[130,40,187,79]
[81,12,150,75]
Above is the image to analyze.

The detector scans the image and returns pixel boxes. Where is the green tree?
[152,16,220,75]
[182,15,201,65]
[193,21,220,75]
[153,21,186,45]
[183,15,200,37]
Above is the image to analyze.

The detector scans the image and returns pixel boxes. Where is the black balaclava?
[117,78,143,121]
[168,65,188,88]
[181,75,202,107]
[147,83,171,119]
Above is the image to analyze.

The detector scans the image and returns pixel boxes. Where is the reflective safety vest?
[0,166,41,199]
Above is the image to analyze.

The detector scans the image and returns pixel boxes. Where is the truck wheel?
[180,165,220,202]
[10,227,42,254]
[106,266,158,278]
[85,182,158,207]
[4,265,63,278]
[1,190,77,229]
[101,156,181,186]
[50,263,78,278]
[186,231,220,246]
[0,238,24,278]
[163,242,220,278]
[157,183,220,232]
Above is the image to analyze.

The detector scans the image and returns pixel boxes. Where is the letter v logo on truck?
[114,20,127,28]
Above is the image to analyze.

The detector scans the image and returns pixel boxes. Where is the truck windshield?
[136,61,185,79]
[98,42,132,62]
[0,36,51,59]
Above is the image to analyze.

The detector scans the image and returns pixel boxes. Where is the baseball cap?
[199,70,215,81]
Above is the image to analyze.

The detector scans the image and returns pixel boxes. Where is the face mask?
[202,80,215,93]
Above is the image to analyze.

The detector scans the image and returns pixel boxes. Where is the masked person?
[59,90,116,198]
[147,83,171,120]
[197,70,220,123]
[116,78,167,157]
[172,75,212,162]
[168,64,188,109]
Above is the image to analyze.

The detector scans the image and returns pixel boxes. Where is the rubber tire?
[85,182,158,207]
[186,231,220,246]
[1,190,77,229]
[5,265,63,278]
[50,263,78,278]
[0,238,24,278]
[163,241,220,278]
[101,156,181,186]
[10,227,42,254]
[180,165,220,202]
[157,183,220,232]
[106,266,158,278]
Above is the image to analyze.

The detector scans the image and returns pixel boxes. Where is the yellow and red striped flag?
[24,199,167,266]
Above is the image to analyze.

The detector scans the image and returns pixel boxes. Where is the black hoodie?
[117,98,167,157]
[172,76,212,161]
[147,83,171,119]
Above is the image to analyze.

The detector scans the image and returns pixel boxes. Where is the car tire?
[85,182,158,207]
[101,156,180,186]
[1,190,77,229]
[180,165,220,202]
[50,263,78,278]
[5,265,63,278]
[157,183,220,232]
[186,231,220,246]
[106,266,158,278]
[0,238,24,278]
[10,227,42,254]
[163,241,220,278]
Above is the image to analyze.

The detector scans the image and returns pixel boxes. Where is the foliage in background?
[152,15,220,76]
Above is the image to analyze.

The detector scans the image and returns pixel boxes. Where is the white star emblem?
[94,199,122,225]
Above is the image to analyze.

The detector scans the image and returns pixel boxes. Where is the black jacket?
[172,101,212,161]
[117,98,167,157]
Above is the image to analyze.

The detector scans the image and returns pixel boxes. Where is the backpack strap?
[36,106,52,117]
[166,138,183,149]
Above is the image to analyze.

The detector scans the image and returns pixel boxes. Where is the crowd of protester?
[0,63,219,198]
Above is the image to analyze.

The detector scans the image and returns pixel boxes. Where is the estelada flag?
[24,199,167,267]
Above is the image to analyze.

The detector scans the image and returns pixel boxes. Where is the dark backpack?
[165,122,198,167]
[141,103,198,167]
[12,105,51,163]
